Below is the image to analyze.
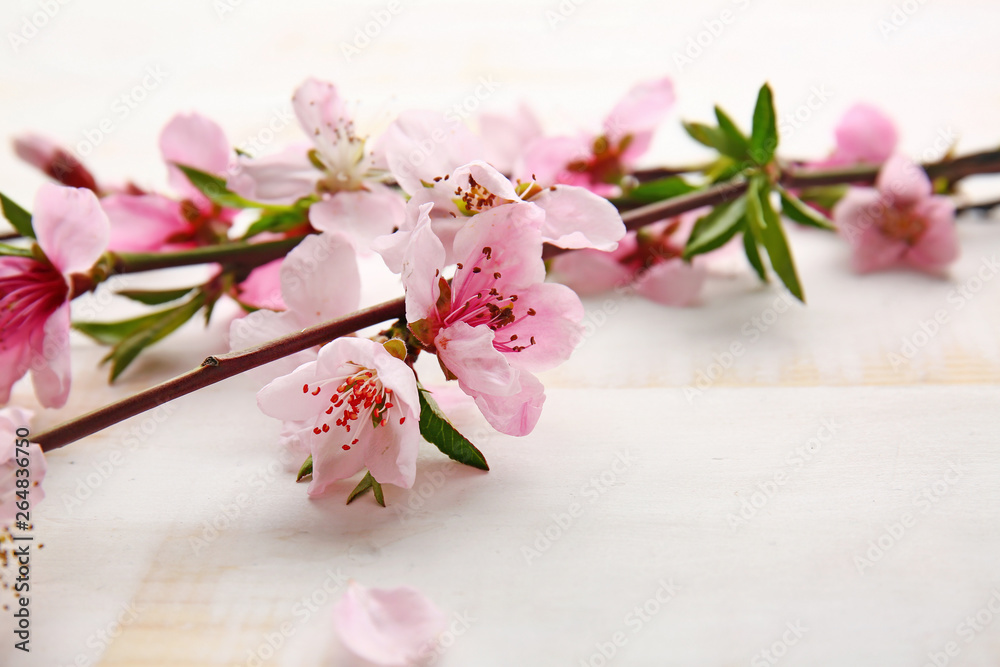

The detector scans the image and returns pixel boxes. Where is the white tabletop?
[2,1,1000,665]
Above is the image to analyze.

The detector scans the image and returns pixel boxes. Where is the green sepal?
[0,193,35,238]
[418,384,489,471]
[296,455,313,482]
[346,472,385,507]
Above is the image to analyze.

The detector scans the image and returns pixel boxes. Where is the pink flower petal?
[280,233,361,323]
[29,302,72,408]
[333,582,448,666]
[830,103,898,166]
[32,183,110,276]
[632,258,707,306]
[547,248,634,295]
[308,184,406,252]
[453,161,521,202]
[160,112,231,199]
[377,110,483,194]
[478,103,544,174]
[436,321,519,396]
[13,133,99,192]
[228,146,316,204]
[0,339,32,408]
[398,203,446,324]
[906,197,959,273]
[518,135,589,186]
[101,193,189,252]
[234,258,285,311]
[462,369,545,436]
[529,184,625,251]
[499,282,584,372]
[877,154,931,207]
[603,76,675,162]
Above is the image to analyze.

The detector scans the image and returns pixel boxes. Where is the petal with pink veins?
[32,183,110,275]
[632,258,707,306]
[436,322,519,396]
[547,248,634,296]
[377,110,483,194]
[603,77,675,162]
[499,282,584,372]
[280,233,361,323]
[29,303,72,408]
[228,146,316,205]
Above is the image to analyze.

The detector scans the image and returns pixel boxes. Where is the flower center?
[567,134,629,185]
[878,206,926,244]
[0,258,67,342]
[445,247,539,354]
[452,174,509,215]
[301,366,398,451]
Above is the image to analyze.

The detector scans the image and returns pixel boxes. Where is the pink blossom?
[834,154,958,274]
[0,184,110,408]
[478,103,544,175]
[228,79,404,247]
[813,104,898,169]
[332,581,447,666]
[256,337,420,495]
[0,407,46,527]
[229,233,361,380]
[519,77,675,196]
[101,113,237,252]
[13,133,99,192]
[397,203,583,436]
[548,217,707,306]
[374,160,625,271]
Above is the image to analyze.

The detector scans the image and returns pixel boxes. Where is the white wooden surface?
[2,1,1000,665]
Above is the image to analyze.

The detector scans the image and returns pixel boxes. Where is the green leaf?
[683,197,747,259]
[296,455,313,482]
[0,193,35,238]
[748,83,778,166]
[796,185,847,212]
[705,156,744,184]
[777,186,834,231]
[116,286,197,306]
[0,243,32,258]
[346,472,385,507]
[714,106,750,159]
[418,385,489,471]
[742,224,768,283]
[621,176,697,205]
[747,177,804,302]
[242,207,309,239]
[74,310,180,346]
[175,165,263,210]
[682,122,732,154]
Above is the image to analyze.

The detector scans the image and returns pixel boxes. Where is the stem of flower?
[111,236,307,274]
[30,148,1000,452]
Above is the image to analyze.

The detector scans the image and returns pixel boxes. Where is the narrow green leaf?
[620,176,697,205]
[243,207,309,239]
[175,164,261,210]
[0,243,32,258]
[796,185,848,212]
[0,193,35,238]
[116,286,196,306]
[714,106,750,159]
[748,177,804,302]
[682,122,731,154]
[683,197,747,259]
[105,293,207,381]
[296,455,313,482]
[777,186,835,231]
[748,83,778,166]
[705,157,744,184]
[418,385,489,471]
[371,477,385,507]
[74,310,179,346]
[742,225,768,283]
